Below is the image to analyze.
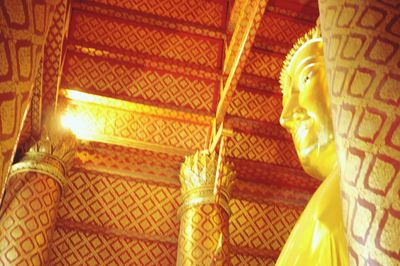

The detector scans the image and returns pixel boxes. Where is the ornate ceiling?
[17,0,321,264]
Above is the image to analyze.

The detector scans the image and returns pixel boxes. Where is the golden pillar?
[0,0,62,201]
[318,0,400,265]
[177,151,236,265]
[0,123,75,265]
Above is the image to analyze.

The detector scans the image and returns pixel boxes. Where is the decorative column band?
[0,117,76,265]
[178,151,236,216]
[9,152,68,190]
[8,119,76,192]
[177,150,236,265]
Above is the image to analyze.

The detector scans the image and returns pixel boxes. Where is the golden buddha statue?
[276,27,349,265]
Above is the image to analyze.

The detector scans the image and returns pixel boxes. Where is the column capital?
[10,117,76,189]
[179,150,236,215]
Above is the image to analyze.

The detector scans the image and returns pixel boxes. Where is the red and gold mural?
[319,0,400,264]
[0,0,348,265]
[0,0,60,200]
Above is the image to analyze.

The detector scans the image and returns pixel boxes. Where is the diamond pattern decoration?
[232,180,312,207]
[62,52,217,112]
[69,11,223,69]
[244,49,285,81]
[57,169,180,240]
[90,0,226,28]
[49,227,177,265]
[177,204,230,265]
[0,0,59,201]
[63,99,209,152]
[231,253,275,266]
[230,199,302,256]
[67,43,221,82]
[72,1,224,40]
[228,88,282,123]
[226,131,301,168]
[238,73,281,94]
[226,117,291,140]
[42,0,68,114]
[74,142,183,183]
[319,1,400,264]
[0,172,61,265]
[231,158,320,193]
[255,12,313,52]
[1,0,325,265]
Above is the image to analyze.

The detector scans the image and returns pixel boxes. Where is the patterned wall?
[61,98,210,153]
[69,10,223,70]
[44,141,308,265]
[244,49,284,81]
[49,227,177,265]
[62,52,218,113]
[0,0,322,264]
[74,142,183,184]
[228,88,282,123]
[319,0,400,264]
[88,0,227,29]
[41,0,68,115]
[230,199,303,263]
[255,12,313,53]
[0,172,61,265]
[177,204,230,265]
[58,169,181,241]
[226,131,301,168]
[232,158,320,193]
[0,0,59,201]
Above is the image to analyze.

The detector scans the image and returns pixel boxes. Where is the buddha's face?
[280,39,337,180]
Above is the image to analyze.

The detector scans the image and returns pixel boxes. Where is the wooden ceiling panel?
[87,0,227,29]
[226,131,302,168]
[228,87,282,123]
[231,253,276,265]
[231,158,320,193]
[229,198,303,259]
[254,11,314,53]
[57,169,181,241]
[36,0,323,263]
[66,43,221,81]
[243,49,284,81]
[73,142,183,185]
[49,226,177,265]
[232,180,312,207]
[237,73,281,94]
[69,9,224,70]
[71,2,225,39]
[60,96,211,154]
[62,51,218,113]
[226,116,291,140]
[267,0,319,22]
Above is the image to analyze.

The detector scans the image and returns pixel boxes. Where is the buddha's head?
[279,27,336,180]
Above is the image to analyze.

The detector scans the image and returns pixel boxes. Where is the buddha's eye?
[304,71,314,84]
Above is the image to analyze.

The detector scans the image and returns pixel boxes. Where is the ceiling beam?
[210,0,267,150]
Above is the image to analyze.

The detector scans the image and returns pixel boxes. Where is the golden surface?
[0,0,59,203]
[0,172,61,265]
[319,1,400,264]
[1,0,324,264]
[277,28,348,265]
[280,27,336,180]
[11,116,76,190]
[0,116,76,265]
[177,151,236,265]
[179,151,235,215]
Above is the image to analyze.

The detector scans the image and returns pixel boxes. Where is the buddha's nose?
[280,103,308,132]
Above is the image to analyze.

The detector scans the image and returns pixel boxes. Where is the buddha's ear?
[316,17,320,28]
